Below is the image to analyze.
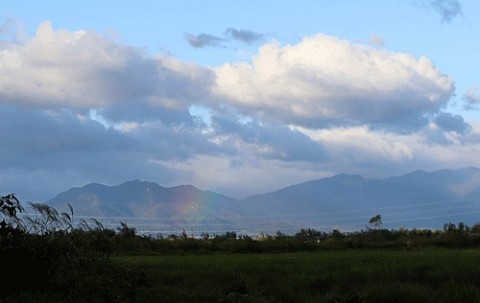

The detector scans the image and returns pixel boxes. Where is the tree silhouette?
[368,214,382,230]
[0,194,24,229]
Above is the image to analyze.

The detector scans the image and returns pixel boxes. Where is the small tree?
[295,228,323,241]
[368,214,382,230]
[117,221,136,238]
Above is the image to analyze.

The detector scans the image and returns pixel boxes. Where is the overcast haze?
[1,0,479,201]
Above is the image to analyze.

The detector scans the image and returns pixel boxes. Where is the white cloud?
[289,123,480,177]
[0,21,214,120]
[294,126,414,163]
[214,34,454,131]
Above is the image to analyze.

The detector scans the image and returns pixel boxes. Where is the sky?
[0,0,480,202]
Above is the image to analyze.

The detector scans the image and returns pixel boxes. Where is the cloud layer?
[0,22,214,116]
[214,34,454,131]
[0,22,478,201]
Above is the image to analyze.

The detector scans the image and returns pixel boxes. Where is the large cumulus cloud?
[214,34,454,131]
[0,21,214,124]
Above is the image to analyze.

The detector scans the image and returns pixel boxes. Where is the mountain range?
[46,167,480,235]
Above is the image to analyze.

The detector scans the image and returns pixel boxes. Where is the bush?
[0,194,134,301]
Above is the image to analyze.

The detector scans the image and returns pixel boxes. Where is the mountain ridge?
[47,167,480,234]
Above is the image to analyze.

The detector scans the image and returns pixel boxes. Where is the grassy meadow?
[112,249,480,303]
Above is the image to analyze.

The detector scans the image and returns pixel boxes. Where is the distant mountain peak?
[122,179,142,184]
[120,179,157,186]
[46,167,480,234]
[172,184,197,190]
[329,173,365,181]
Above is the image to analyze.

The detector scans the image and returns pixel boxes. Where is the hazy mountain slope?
[47,180,238,233]
[46,167,480,234]
[239,167,480,231]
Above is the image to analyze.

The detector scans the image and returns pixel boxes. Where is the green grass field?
[112,249,480,303]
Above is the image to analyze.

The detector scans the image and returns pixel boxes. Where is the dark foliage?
[0,194,148,302]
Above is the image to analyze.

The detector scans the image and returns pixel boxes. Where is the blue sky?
[1,0,479,201]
